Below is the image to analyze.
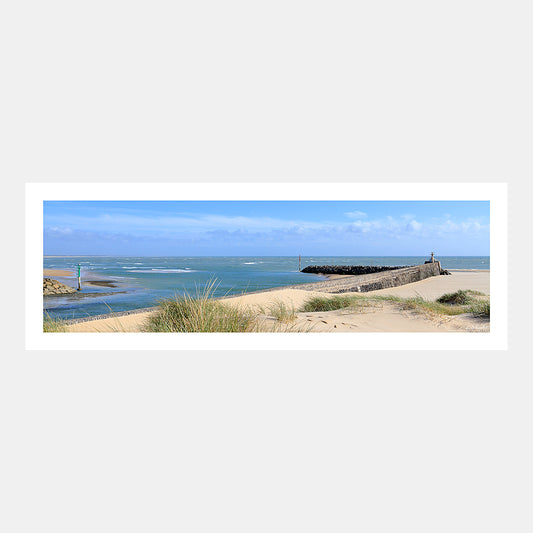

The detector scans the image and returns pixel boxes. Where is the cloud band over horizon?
[44,200,490,256]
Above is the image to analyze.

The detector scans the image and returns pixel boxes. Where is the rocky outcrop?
[43,278,77,296]
[301,265,407,275]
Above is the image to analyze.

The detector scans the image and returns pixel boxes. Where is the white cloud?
[44,212,489,245]
[345,210,367,219]
[407,220,422,232]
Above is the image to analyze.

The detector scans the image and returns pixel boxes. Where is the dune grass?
[436,289,485,305]
[436,290,490,317]
[142,280,317,333]
[265,300,298,323]
[300,294,363,312]
[300,293,462,316]
[467,300,490,317]
[299,290,490,320]
[143,281,260,333]
[43,313,68,332]
[144,299,258,332]
[395,296,467,316]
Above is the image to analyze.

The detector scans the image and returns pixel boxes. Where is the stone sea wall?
[346,262,443,293]
[294,262,444,294]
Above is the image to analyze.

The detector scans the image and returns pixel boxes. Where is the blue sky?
[43,200,490,256]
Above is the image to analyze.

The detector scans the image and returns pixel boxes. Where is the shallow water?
[43,256,490,319]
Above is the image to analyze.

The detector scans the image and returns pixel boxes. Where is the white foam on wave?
[243,262,256,265]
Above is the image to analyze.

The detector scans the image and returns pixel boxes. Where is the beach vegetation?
[435,289,490,318]
[266,300,298,323]
[143,297,259,333]
[300,291,490,320]
[395,297,466,316]
[43,313,68,332]
[467,300,490,318]
[142,281,317,333]
[436,289,485,305]
[300,295,362,312]
[143,281,260,333]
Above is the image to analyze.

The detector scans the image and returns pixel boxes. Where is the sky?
[43,200,490,256]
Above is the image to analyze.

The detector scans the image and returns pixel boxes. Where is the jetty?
[297,261,445,294]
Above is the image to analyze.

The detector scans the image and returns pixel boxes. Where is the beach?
[43,256,490,320]
[44,269,74,277]
[63,269,490,333]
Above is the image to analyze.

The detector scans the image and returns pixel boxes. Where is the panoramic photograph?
[43,200,490,333]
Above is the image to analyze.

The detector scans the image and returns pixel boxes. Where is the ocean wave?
[243,262,256,265]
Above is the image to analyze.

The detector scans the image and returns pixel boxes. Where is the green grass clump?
[398,297,466,316]
[143,281,259,332]
[267,301,298,323]
[436,290,483,305]
[43,313,68,332]
[435,290,490,318]
[468,300,490,318]
[300,290,490,321]
[300,294,361,312]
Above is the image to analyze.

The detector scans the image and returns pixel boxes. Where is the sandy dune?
[65,270,489,333]
[366,270,489,299]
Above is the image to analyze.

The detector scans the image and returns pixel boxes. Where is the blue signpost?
[77,264,81,291]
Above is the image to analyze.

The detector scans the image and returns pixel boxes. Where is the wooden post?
[77,264,81,291]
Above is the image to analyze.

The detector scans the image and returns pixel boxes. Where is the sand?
[65,270,489,333]
[66,310,155,333]
[361,270,489,299]
[44,269,75,277]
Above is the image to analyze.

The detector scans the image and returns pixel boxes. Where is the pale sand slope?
[225,271,490,333]
[66,271,489,333]
[67,310,156,333]
[364,270,489,299]
[44,269,75,277]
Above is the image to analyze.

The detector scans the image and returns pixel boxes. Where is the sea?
[43,256,490,320]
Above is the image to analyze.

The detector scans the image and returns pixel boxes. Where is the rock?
[301,265,408,276]
[43,278,77,295]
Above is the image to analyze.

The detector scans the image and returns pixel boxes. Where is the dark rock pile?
[43,278,77,296]
[301,265,408,276]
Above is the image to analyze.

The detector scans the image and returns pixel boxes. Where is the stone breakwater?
[295,262,444,294]
[43,278,77,296]
[301,265,407,276]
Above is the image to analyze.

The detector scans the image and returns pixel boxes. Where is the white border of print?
[26,182,507,351]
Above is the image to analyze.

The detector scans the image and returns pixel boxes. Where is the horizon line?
[43,254,490,258]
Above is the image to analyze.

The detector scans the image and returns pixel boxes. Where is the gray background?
[3,1,532,531]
